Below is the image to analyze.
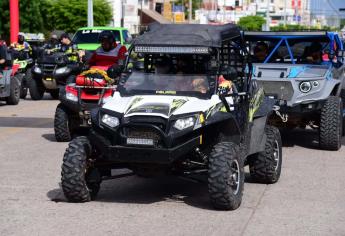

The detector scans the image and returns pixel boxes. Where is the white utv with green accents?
[60,23,282,210]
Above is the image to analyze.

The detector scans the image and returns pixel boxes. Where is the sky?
[311,0,345,16]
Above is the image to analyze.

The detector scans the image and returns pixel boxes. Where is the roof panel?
[133,23,241,48]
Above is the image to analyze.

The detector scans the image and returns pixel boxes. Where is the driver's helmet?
[98,31,115,46]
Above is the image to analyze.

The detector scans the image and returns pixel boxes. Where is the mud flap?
[248,116,267,155]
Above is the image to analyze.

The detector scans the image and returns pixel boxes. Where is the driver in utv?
[67,31,128,84]
[87,30,127,67]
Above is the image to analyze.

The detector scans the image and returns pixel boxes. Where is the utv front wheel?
[208,142,244,210]
[54,103,72,142]
[319,96,342,150]
[249,126,282,184]
[28,78,44,100]
[61,136,100,202]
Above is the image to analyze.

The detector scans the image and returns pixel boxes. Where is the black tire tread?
[208,142,244,210]
[319,96,342,150]
[249,126,282,184]
[6,76,20,105]
[54,103,72,142]
[61,136,92,202]
[28,78,44,100]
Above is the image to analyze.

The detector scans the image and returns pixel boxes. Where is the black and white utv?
[61,23,282,210]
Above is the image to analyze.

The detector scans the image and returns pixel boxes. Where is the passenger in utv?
[253,42,269,62]
[304,42,323,64]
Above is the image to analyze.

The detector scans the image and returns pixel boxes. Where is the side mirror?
[221,66,238,81]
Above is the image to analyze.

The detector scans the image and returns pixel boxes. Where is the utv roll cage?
[243,31,344,64]
[128,23,252,93]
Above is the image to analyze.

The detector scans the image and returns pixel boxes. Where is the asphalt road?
[0,96,345,236]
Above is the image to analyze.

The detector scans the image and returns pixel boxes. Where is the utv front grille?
[39,64,56,75]
[124,127,162,147]
[257,80,293,101]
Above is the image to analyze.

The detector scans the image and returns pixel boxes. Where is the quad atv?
[0,64,21,105]
[244,31,345,150]
[60,23,282,210]
[30,51,80,100]
[54,66,116,142]
[10,49,34,99]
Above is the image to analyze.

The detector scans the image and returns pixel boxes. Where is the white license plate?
[126,138,154,146]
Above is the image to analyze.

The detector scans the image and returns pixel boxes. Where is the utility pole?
[265,0,270,31]
[87,0,94,27]
[189,0,192,22]
[9,0,19,43]
[284,0,287,26]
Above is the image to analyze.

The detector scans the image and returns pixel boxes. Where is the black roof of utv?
[133,23,241,48]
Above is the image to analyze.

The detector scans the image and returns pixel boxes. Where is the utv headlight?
[299,81,312,93]
[101,114,119,128]
[33,66,42,74]
[55,67,70,74]
[173,117,195,131]
[66,92,78,102]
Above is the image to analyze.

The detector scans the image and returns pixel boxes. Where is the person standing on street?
[0,36,12,89]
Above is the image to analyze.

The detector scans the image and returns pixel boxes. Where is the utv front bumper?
[90,129,201,164]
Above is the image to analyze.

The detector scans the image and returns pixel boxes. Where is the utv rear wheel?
[28,78,44,100]
[249,126,282,184]
[20,85,28,99]
[319,96,342,150]
[54,103,72,142]
[6,76,20,105]
[208,142,244,210]
[50,89,59,99]
[61,136,100,202]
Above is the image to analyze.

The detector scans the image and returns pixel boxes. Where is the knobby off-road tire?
[61,136,100,202]
[54,103,72,142]
[249,126,282,184]
[208,142,244,210]
[319,96,342,151]
[6,76,20,105]
[20,70,31,99]
[28,78,44,100]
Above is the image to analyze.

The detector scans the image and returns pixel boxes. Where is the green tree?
[48,0,113,33]
[0,0,50,39]
[238,15,266,31]
[270,24,339,31]
[0,0,112,39]
[0,0,12,39]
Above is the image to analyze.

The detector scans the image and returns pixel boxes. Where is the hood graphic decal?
[127,103,170,116]
[124,96,190,118]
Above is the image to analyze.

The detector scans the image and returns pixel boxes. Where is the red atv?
[54,66,116,141]
[0,64,21,105]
